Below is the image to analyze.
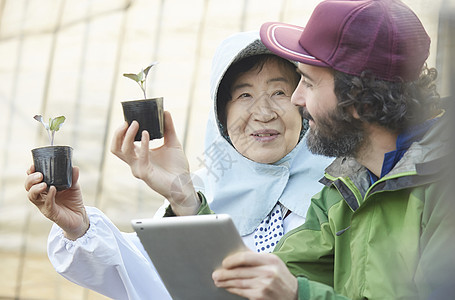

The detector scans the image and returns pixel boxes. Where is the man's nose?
[291,83,306,107]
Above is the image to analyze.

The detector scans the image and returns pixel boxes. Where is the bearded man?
[211,0,455,299]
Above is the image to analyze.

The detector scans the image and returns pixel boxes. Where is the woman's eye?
[237,93,251,100]
[273,90,286,96]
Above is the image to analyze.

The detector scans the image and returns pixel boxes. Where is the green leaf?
[137,70,144,82]
[49,116,66,131]
[123,73,140,82]
[124,62,158,100]
[143,61,158,76]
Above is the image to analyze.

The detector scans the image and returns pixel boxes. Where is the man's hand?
[212,251,298,300]
[25,165,89,240]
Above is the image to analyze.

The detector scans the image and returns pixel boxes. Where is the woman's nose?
[251,96,278,122]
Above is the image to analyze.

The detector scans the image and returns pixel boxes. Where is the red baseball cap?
[260,0,431,82]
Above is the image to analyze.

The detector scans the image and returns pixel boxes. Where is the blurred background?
[0,0,452,299]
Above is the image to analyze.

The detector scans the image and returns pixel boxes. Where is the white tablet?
[131,214,247,300]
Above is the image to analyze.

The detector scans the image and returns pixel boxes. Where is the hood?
[193,31,334,235]
[210,30,278,138]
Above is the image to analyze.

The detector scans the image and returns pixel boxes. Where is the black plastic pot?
[121,97,164,141]
[31,145,73,191]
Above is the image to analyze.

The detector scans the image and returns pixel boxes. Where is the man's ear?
[348,106,361,119]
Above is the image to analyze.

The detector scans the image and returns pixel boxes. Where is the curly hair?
[333,65,440,132]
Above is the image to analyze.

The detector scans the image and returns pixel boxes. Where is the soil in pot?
[121,97,164,141]
[31,145,73,191]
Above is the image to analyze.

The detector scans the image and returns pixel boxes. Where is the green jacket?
[273,114,455,299]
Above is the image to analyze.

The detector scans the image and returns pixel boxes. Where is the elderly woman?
[25,31,332,299]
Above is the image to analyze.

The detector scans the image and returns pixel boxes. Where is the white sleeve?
[47,206,172,300]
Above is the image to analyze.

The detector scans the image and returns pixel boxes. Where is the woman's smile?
[251,129,280,142]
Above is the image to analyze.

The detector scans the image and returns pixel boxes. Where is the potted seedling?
[122,62,164,141]
[31,115,72,191]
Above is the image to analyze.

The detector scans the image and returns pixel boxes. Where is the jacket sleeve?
[296,278,351,300]
[196,192,215,215]
[162,192,214,217]
[47,206,172,300]
[273,186,351,300]
[415,179,455,298]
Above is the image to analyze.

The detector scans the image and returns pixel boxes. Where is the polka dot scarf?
[253,203,287,253]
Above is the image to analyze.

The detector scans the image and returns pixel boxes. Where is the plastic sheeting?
[0,0,446,298]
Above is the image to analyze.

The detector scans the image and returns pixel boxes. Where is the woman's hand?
[212,251,298,300]
[111,111,200,215]
[25,165,89,240]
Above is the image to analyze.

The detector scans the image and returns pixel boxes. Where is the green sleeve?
[414,180,455,297]
[297,277,351,300]
[196,191,214,215]
[163,191,214,217]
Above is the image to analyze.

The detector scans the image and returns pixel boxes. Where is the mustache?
[299,107,313,121]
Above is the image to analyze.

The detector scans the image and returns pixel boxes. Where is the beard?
[301,107,365,158]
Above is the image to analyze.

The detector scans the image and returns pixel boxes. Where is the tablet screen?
[132,214,247,300]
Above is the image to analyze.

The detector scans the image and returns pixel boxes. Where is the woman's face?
[226,58,301,163]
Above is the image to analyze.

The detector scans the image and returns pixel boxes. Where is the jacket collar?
[320,113,449,211]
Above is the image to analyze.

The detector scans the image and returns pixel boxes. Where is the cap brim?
[260,22,328,67]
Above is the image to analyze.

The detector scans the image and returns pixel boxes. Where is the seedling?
[121,62,163,141]
[34,115,66,146]
[123,62,158,99]
[32,114,72,191]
